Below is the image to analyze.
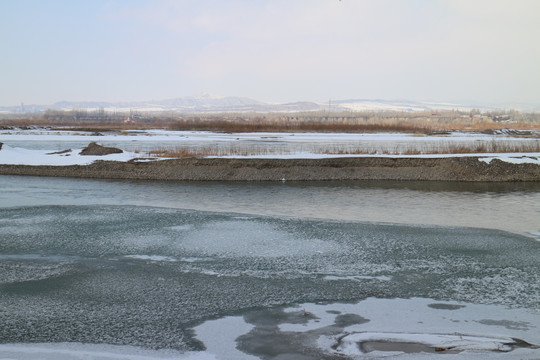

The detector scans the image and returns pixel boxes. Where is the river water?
[1,175,540,359]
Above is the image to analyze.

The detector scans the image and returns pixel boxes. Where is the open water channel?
[1,175,540,359]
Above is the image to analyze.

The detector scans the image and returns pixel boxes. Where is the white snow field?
[0,128,539,165]
[0,144,139,166]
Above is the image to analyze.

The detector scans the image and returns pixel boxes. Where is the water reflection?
[1,175,539,235]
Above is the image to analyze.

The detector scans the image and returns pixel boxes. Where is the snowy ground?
[0,128,539,165]
[1,128,538,146]
[0,145,138,166]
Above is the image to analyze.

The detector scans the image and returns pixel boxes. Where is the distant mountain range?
[1,94,539,114]
[0,94,322,114]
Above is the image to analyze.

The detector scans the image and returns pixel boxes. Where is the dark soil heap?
[79,142,123,156]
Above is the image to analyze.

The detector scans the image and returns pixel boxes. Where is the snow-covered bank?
[1,128,539,155]
[0,127,537,141]
[0,143,539,166]
[0,144,139,166]
[214,152,540,164]
[0,128,539,181]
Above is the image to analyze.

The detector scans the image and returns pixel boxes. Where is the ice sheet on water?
[317,297,540,358]
[0,213,57,236]
[3,297,539,360]
[178,220,339,257]
[194,316,257,360]
[2,205,540,307]
[0,343,215,360]
[191,297,540,359]
[2,205,540,353]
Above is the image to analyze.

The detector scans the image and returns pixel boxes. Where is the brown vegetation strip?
[0,157,539,182]
[3,109,540,133]
[148,140,540,158]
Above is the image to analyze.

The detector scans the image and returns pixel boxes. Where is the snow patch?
[0,144,141,166]
[333,332,516,354]
[479,155,540,165]
[124,255,177,262]
[323,274,392,282]
[166,224,194,231]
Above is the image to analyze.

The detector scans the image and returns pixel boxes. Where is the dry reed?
[148,140,540,158]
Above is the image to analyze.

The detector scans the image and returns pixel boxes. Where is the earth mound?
[80,142,123,156]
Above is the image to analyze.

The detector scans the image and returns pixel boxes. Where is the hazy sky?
[1,0,539,106]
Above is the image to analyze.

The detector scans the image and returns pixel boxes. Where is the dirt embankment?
[0,157,539,182]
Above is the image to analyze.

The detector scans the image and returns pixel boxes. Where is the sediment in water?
[0,157,539,181]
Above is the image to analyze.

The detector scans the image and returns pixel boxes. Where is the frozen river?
[1,175,540,359]
[1,128,539,156]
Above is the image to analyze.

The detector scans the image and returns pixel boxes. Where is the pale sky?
[1,0,539,106]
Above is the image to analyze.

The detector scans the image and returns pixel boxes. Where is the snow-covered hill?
[2,95,539,114]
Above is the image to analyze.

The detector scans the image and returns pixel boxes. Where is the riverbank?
[1,156,539,181]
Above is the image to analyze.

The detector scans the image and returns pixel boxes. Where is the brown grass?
[165,117,436,133]
[148,147,201,158]
[148,140,540,158]
[148,144,293,158]
[3,109,539,133]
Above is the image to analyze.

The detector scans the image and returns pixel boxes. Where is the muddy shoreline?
[1,157,539,181]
